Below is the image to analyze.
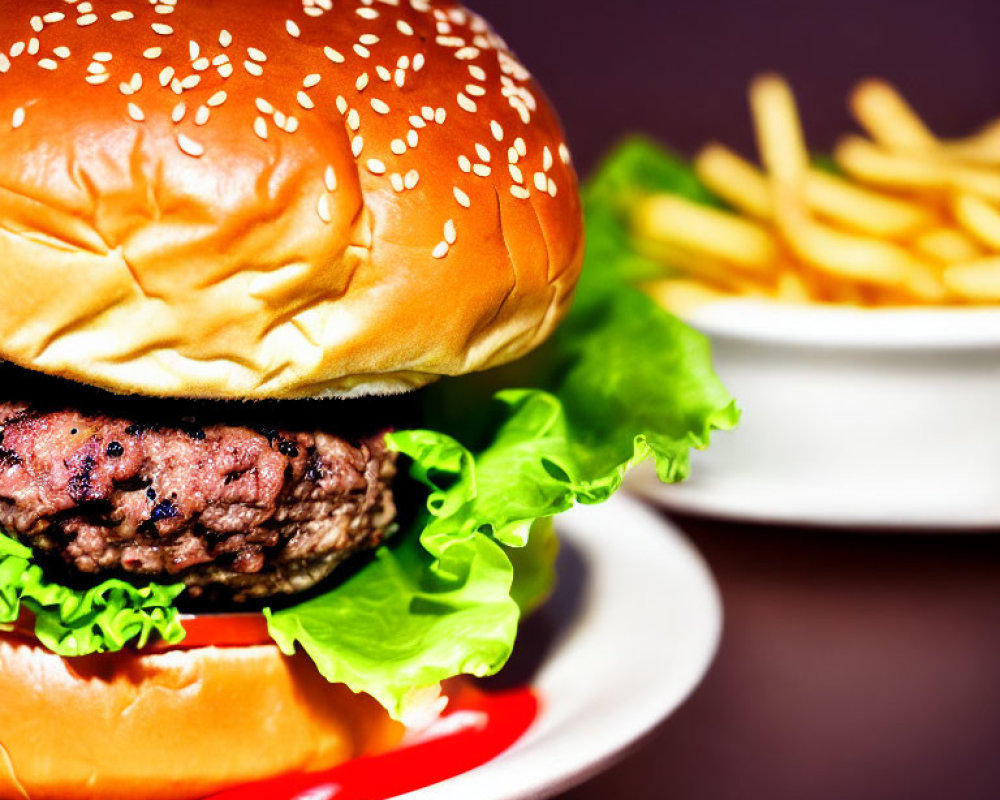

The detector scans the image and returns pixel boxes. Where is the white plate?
[629,298,1000,529]
[400,493,722,800]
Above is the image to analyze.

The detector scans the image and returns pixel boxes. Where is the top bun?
[0,0,583,399]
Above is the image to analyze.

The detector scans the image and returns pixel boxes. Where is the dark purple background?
[465,2,1000,798]
[472,0,1000,171]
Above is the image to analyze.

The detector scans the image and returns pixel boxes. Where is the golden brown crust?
[0,636,406,800]
[0,0,583,399]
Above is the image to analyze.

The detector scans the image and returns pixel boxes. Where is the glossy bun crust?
[0,0,583,398]
[0,636,407,800]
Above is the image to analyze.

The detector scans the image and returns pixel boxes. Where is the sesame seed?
[247,47,267,62]
[53,46,70,59]
[367,158,386,175]
[87,62,106,75]
[356,7,379,19]
[208,90,227,107]
[324,166,337,192]
[407,129,419,148]
[534,172,548,192]
[356,73,369,91]
[413,53,425,71]
[376,65,391,81]
[509,164,524,183]
[285,115,300,133]
[304,7,322,17]
[86,73,110,84]
[10,42,24,58]
[151,22,173,35]
[38,58,58,70]
[171,102,186,122]
[77,14,97,26]
[193,57,209,71]
[254,116,268,140]
[119,82,134,95]
[0,55,8,73]
[434,107,447,124]
[219,29,232,47]
[170,78,184,94]
[303,73,321,88]
[394,69,406,88]
[469,65,487,81]
[351,136,364,157]
[410,115,426,129]
[286,19,301,38]
[27,38,39,56]
[466,84,486,97]
[218,62,234,78]
[317,194,332,223]
[390,139,406,155]
[336,95,348,114]
[128,103,144,121]
[360,34,380,45]
[511,186,530,200]
[244,60,264,77]
[397,20,414,35]
[324,46,345,63]
[404,170,419,189]
[177,134,204,157]
[455,47,480,60]
[457,93,477,113]
[458,155,472,173]
[548,178,558,197]
[444,219,457,245]
[475,143,491,162]
[290,91,312,111]
[78,3,94,13]
[543,147,554,171]
[212,54,229,66]
[94,52,112,62]
[370,98,390,115]
[432,242,449,259]
[180,75,200,90]
[255,98,274,115]
[421,106,435,121]
[195,105,210,125]
[353,44,370,59]
[454,186,471,207]
[189,41,200,60]
[347,109,360,131]
[45,11,66,23]
[436,35,464,48]
[30,16,43,33]
[12,108,25,129]
[559,143,571,164]
[473,164,491,177]
[154,4,173,13]
[390,173,404,192]
[515,137,527,157]
[274,109,287,128]
[111,10,133,21]
[490,121,504,142]
[144,47,162,59]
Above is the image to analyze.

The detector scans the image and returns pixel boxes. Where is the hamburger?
[0,1,738,798]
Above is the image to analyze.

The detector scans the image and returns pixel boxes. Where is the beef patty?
[0,400,397,601]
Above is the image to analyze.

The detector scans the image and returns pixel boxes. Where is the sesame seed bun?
[0,0,583,399]
[0,634,422,800]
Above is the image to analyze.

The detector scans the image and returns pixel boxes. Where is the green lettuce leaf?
[266,138,739,715]
[0,533,185,654]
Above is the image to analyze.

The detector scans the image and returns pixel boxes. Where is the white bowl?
[628,299,1000,528]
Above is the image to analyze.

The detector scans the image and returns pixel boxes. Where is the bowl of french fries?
[622,74,1000,527]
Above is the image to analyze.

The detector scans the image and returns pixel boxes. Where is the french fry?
[912,227,985,263]
[694,144,773,219]
[952,193,1000,250]
[635,194,779,274]
[696,142,935,237]
[940,119,1000,164]
[749,73,809,186]
[942,256,1000,300]
[849,79,938,153]
[806,169,935,238]
[644,277,753,314]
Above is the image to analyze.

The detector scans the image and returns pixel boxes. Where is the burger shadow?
[481,538,589,691]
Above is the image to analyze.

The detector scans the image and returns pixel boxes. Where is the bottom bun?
[0,635,408,800]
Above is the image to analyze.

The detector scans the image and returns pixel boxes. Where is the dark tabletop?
[465,1,1000,797]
